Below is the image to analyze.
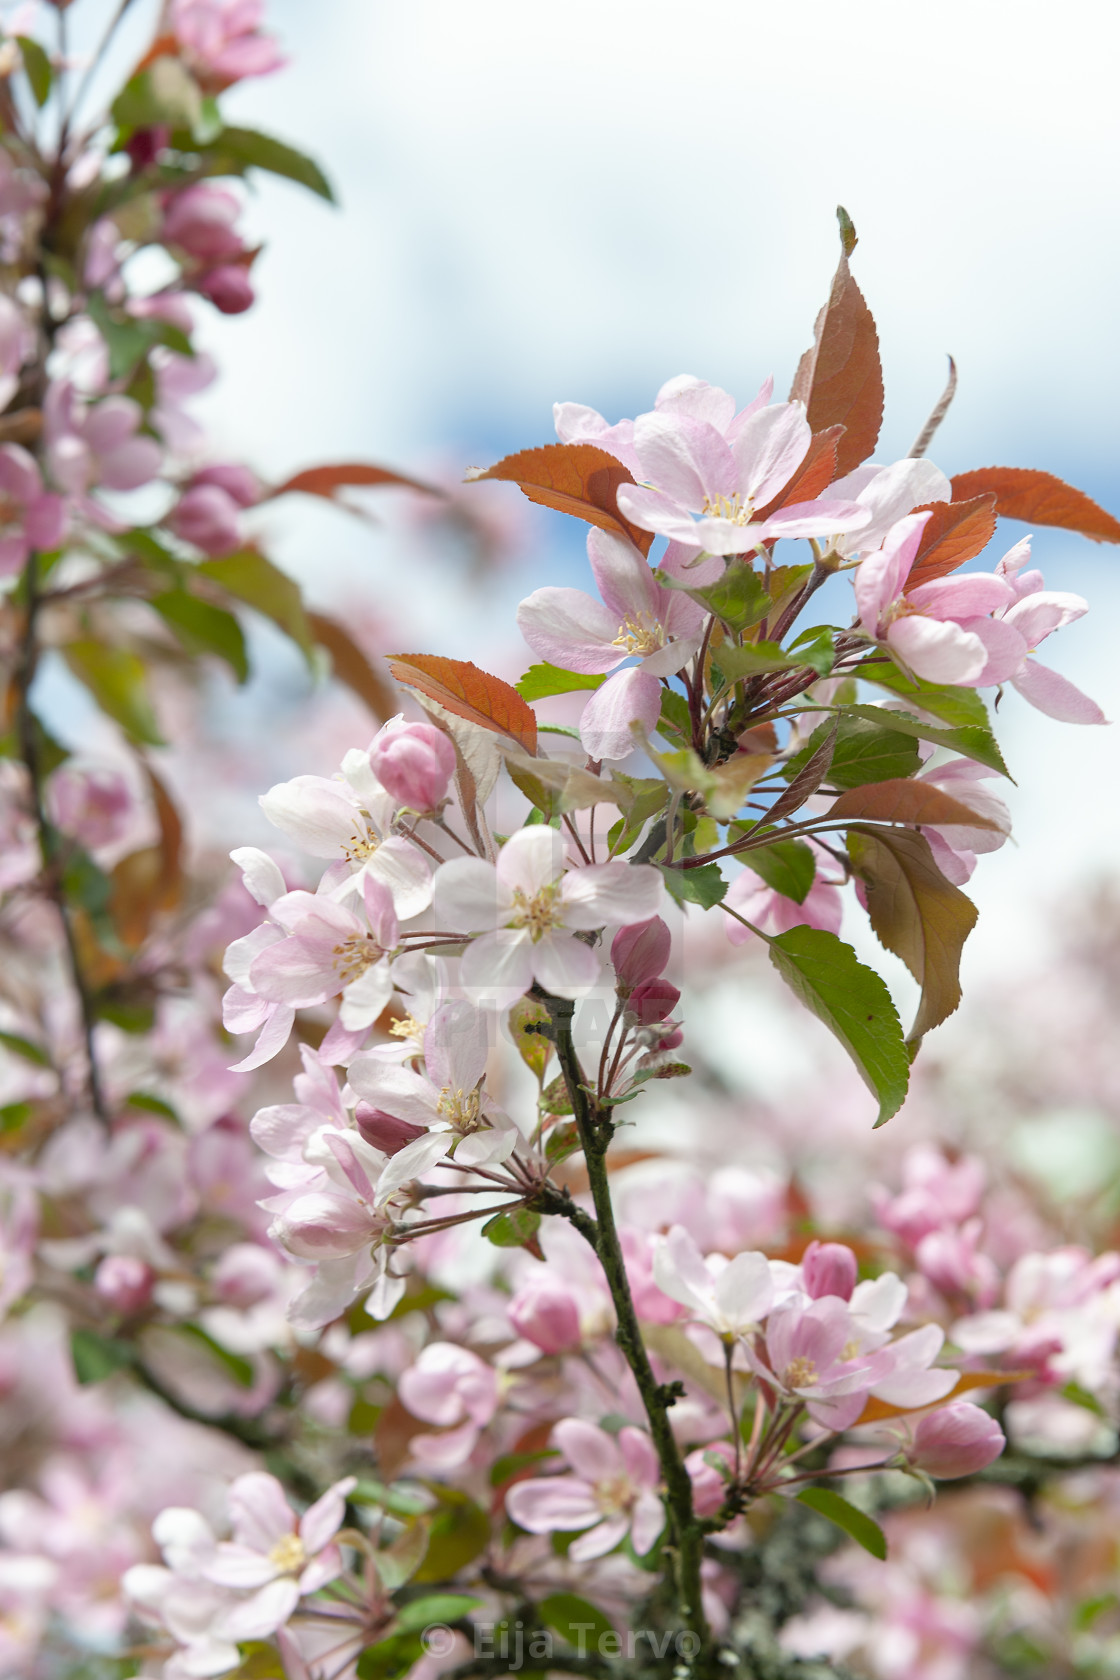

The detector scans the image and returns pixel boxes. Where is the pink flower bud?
[685,1441,735,1517]
[47,766,134,852]
[801,1240,857,1302]
[94,1254,154,1314]
[508,1281,582,1354]
[627,978,680,1027]
[909,1402,1005,1479]
[168,483,243,556]
[198,265,255,314]
[192,461,260,507]
[125,126,170,171]
[210,1243,278,1308]
[611,916,671,993]
[370,720,456,813]
[162,184,244,263]
[355,1103,427,1157]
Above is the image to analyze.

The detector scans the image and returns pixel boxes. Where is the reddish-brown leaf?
[387,654,538,755]
[790,255,883,476]
[268,462,439,501]
[829,778,1005,831]
[856,1370,1031,1424]
[108,766,183,949]
[307,612,395,722]
[950,467,1120,544]
[468,442,653,555]
[906,495,998,587]
[755,426,844,520]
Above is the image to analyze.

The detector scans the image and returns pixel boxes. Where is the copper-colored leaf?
[847,826,977,1043]
[790,248,883,476]
[109,766,184,949]
[307,611,395,722]
[387,654,538,755]
[468,442,653,555]
[906,495,998,587]
[269,462,439,501]
[856,1369,1031,1425]
[949,467,1120,544]
[829,778,1005,831]
[754,426,843,520]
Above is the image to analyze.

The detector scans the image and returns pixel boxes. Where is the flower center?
[268,1532,307,1574]
[509,882,563,942]
[344,829,379,864]
[611,611,665,658]
[783,1355,818,1389]
[593,1474,634,1518]
[437,1084,483,1134]
[701,491,754,526]
[841,1338,861,1362]
[332,934,384,985]
[389,1012,423,1041]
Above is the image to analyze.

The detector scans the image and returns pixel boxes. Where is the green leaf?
[507,997,552,1083]
[843,704,1010,779]
[412,1487,489,1582]
[112,59,202,133]
[516,663,605,701]
[607,774,668,855]
[713,640,796,681]
[16,36,52,106]
[785,715,919,790]
[537,1592,615,1649]
[87,293,193,383]
[787,624,839,676]
[356,1633,425,1680]
[151,590,249,682]
[176,1322,254,1387]
[657,557,770,632]
[744,839,816,905]
[0,1101,32,1137]
[481,1206,541,1249]
[65,641,164,745]
[0,1030,50,1067]
[71,1328,133,1384]
[847,826,978,1043]
[350,1479,431,1516]
[657,687,692,744]
[489,1449,560,1487]
[768,926,910,1125]
[95,998,155,1033]
[125,1090,179,1120]
[393,1595,481,1633]
[208,126,334,201]
[659,861,727,909]
[858,662,994,729]
[197,551,313,660]
[796,1487,887,1559]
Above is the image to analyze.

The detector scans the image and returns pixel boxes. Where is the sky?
[62,0,1120,989]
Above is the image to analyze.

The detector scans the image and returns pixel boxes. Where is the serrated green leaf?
[843,704,1010,778]
[744,839,815,905]
[768,927,909,1125]
[65,641,164,745]
[197,551,313,660]
[71,1328,133,1384]
[659,861,727,909]
[151,589,249,682]
[785,716,919,790]
[858,662,993,729]
[112,59,202,133]
[516,663,604,701]
[657,687,693,743]
[481,1206,541,1249]
[796,1486,887,1559]
[16,36,51,106]
[657,557,770,632]
[787,624,838,676]
[714,640,796,681]
[207,126,334,201]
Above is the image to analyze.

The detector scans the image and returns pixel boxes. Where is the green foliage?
[393,1595,481,1632]
[112,59,203,134]
[785,715,920,790]
[87,294,193,382]
[71,1329,133,1385]
[743,838,816,904]
[0,1030,50,1067]
[64,641,165,746]
[659,860,727,908]
[481,1206,541,1249]
[713,640,798,681]
[412,1487,489,1582]
[16,36,52,106]
[537,1592,615,1649]
[767,926,910,1125]
[843,703,1010,778]
[859,662,994,728]
[795,1487,888,1559]
[198,552,314,660]
[489,1448,560,1486]
[657,557,771,633]
[150,589,249,682]
[516,663,605,701]
[787,623,839,675]
[204,126,335,201]
[656,686,693,744]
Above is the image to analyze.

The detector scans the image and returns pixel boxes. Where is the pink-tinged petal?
[232,1002,296,1070]
[99,436,162,491]
[726,375,776,436]
[632,412,737,506]
[640,630,702,679]
[364,838,432,920]
[454,1125,517,1168]
[223,985,269,1033]
[730,401,810,505]
[433,857,508,933]
[960,616,1028,685]
[833,458,950,555]
[804,1390,869,1432]
[339,961,393,1031]
[562,859,662,930]
[615,483,709,544]
[657,539,723,589]
[374,1132,452,1203]
[0,442,40,501]
[259,776,361,857]
[923,830,976,886]
[249,938,335,1008]
[26,493,66,550]
[213,1576,300,1641]
[587,527,660,622]
[299,1477,356,1555]
[713,1249,775,1327]
[346,1062,438,1125]
[423,1000,489,1092]
[1011,659,1108,724]
[531,930,601,997]
[204,1543,277,1588]
[850,1273,907,1334]
[249,1104,323,1161]
[618,1426,660,1488]
[554,1418,623,1480]
[886,615,988,685]
[410,1419,481,1470]
[753,497,871,543]
[230,845,286,908]
[907,573,1015,619]
[553,403,641,475]
[272,1192,377,1260]
[872,1367,957,1408]
[361,873,398,947]
[578,666,661,761]
[630,1490,666,1555]
[1003,589,1088,645]
[297,1546,342,1594]
[459,929,536,1010]
[768,878,843,938]
[853,511,932,631]
[228,1473,295,1552]
[569,1515,630,1561]
[652,1227,713,1313]
[506,1474,601,1534]
[654,374,736,432]
[497,825,566,897]
[0,534,27,576]
[516,586,623,672]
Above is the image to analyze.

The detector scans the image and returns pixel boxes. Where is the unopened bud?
[611,916,671,993]
[627,978,680,1027]
[908,1401,1005,1479]
[801,1240,857,1302]
[198,265,255,314]
[508,1282,582,1354]
[94,1254,154,1314]
[355,1103,427,1157]
[370,720,456,813]
[168,483,242,556]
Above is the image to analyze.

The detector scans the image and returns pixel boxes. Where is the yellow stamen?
[268,1533,307,1574]
[784,1356,818,1389]
[701,491,755,526]
[611,611,665,658]
[509,882,562,943]
[389,1012,423,1040]
[332,934,384,985]
[437,1084,483,1134]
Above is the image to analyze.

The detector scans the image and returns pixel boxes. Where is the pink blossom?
[369,715,456,813]
[248,875,400,1032]
[202,1472,356,1636]
[221,848,295,1071]
[199,265,255,315]
[46,765,134,852]
[171,0,286,85]
[517,529,717,760]
[916,758,1011,885]
[745,1296,894,1430]
[399,1344,501,1468]
[162,185,246,265]
[685,1441,736,1518]
[907,1402,1005,1479]
[611,915,672,993]
[506,1418,663,1561]
[987,537,1106,723]
[801,1241,858,1302]
[724,848,844,945]
[872,1146,987,1249]
[433,825,661,1008]
[652,1225,775,1340]
[828,456,951,559]
[0,443,66,575]
[0,294,31,413]
[152,347,218,454]
[168,482,245,555]
[94,1254,154,1314]
[44,382,161,501]
[508,1278,583,1354]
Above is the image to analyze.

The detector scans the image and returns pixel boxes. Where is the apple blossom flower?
[171,0,286,85]
[162,185,246,265]
[872,1146,986,1249]
[827,456,951,560]
[0,444,66,577]
[44,382,162,502]
[369,715,456,813]
[168,483,245,555]
[801,1241,858,1302]
[398,1343,502,1469]
[685,1441,736,1518]
[723,846,844,945]
[986,537,1106,723]
[46,765,134,852]
[222,848,295,1071]
[248,875,400,1033]
[915,758,1011,886]
[94,1254,154,1314]
[433,825,661,1009]
[744,1296,895,1430]
[347,1001,518,1200]
[201,1472,356,1636]
[122,1508,241,1679]
[652,1225,775,1340]
[906,1402,1005,1479]
[508,1278,584,1354]
[517,529,719,760]
[506,1418,664,1561]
